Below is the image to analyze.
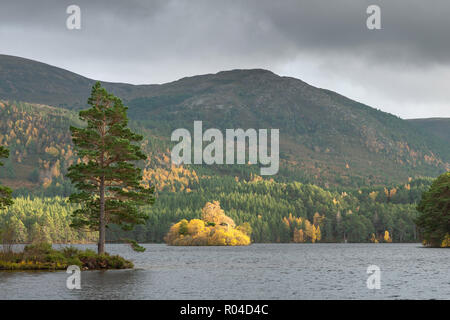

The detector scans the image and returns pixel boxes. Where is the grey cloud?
[0,0,449,118]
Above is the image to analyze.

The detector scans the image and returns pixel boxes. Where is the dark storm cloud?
[249,0,450,65]
[0,0,449,118]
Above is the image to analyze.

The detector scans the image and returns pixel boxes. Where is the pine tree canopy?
[0,146,13,210]
[415,172,450,247]
[0,145,13,210]
[67,82,155,236]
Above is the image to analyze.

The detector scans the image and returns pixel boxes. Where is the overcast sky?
[1,0,449,119]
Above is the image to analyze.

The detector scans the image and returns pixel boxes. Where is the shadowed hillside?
[407,118,450,143]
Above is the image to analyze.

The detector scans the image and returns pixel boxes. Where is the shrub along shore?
[0,243,133,271]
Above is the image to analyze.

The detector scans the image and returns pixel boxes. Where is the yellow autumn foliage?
[284,213,322,243]
[370,233,379,243]
[383,230,392,243]
[201,200,236,228]
[164,202,251,246]
[441,234,450,248]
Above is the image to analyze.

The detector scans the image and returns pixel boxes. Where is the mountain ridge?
[0,54,449,188]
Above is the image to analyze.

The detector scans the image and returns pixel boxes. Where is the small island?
[165,201,251,246]
[0,242,133,271]
[0,83,152,271]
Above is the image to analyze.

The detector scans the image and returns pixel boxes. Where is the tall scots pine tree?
[68,82,155,254]
[0,146,13,210]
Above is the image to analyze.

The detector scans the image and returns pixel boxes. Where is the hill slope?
[407,118,450,143]
[0,100,197,195]
[124,69,450,186]
[0,55,449,187]
[0,54,158,109]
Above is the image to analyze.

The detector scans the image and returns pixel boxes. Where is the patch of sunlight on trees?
[164,201,251,246]
[383,230,392,243]
[0,196,97,244]
[282,213,322,243]
[440,234,450,247]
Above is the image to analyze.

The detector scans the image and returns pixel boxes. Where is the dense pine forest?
[111,174,429,243]
[1,173,431,244]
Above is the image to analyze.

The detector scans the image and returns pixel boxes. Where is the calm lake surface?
[0,243,449,300]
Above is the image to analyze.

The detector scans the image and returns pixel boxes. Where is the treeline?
[0,196,96,244]
[0,168,432,244]
[103,175,431,243]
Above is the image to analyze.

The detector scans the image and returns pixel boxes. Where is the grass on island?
[0,243,133,271]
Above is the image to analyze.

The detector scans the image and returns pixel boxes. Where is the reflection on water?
[0,243,449,299]
[68,269,148,300]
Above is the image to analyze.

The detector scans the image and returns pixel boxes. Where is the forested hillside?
[0,100,175,196]
[0,100,80,193]
[408,118,450,144]
[1,55,449,187]
[0,55,448,245]
[0,99,431,243]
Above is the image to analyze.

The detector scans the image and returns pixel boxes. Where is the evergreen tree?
[0,146,13,210]
[67,82,155,254]
[415,172,450,247]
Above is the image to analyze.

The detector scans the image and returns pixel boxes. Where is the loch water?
[0,243,449,300]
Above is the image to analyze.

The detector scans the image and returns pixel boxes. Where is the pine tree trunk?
[98,113,106,255]
[98,176,106,255]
